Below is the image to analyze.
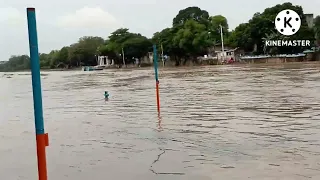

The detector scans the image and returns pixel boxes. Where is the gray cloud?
[0,0,319,61]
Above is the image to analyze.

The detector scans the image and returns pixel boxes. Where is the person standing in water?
[104,91,109,101]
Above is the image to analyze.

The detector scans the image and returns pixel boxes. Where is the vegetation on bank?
[1,2,320,72]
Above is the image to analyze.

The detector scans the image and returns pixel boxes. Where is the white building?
[215,47,242,62]
[97,56,114,67]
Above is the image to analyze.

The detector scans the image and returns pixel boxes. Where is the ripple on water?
[1,63,320,179]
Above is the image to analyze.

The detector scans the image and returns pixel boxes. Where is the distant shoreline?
[2,61,320,74]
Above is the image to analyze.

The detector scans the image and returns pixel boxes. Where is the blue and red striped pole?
[27,7,49,180]
[153,45,160,114]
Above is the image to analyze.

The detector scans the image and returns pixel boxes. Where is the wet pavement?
[1,63,320,180]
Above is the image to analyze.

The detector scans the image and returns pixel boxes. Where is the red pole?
[156,81,160,114]
[36,133,49,180]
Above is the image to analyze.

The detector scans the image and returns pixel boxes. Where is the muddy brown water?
[1,63,320,180]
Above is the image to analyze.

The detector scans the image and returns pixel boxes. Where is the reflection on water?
[1,63,320,180]
[157,115,163,132]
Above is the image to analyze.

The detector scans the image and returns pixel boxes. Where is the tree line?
[1,2,320,71]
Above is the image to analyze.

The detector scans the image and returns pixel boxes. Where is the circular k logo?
[275,9,301,36]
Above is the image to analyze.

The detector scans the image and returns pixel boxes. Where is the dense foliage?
[1,2,319,71]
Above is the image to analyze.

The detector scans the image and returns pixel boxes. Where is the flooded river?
[1,63,320,180]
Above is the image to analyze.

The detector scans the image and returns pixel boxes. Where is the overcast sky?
[0,0,319,61]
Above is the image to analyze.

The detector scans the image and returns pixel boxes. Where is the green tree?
[0,55,30,71]
[102,28,152,65]
[123,36,152,61]
[2,3,319,72]
[314,16,320,45]
[208,15,229,44]
[97,44,118,61]
[228,23,253,51]
[39,53,50,68]
[48,50,60,68]
[67,36,104,67]
[230,2,315,54]
[172,6,209,27]
[152,27,186,65]
[58,47,69,65]
[173,19,211,65]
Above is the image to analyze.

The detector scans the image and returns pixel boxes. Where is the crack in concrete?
[149,149,185,175]
[151,149,166,165]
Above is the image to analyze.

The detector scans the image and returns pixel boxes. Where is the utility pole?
[161,43,164,67]
[219,24,225,62]
[122,48,126,67]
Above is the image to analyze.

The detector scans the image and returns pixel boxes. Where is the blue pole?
[27,8,44,135]
[27,7,49,180]
[153,45,159,82]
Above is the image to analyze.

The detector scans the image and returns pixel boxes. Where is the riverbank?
[1,58,320,73]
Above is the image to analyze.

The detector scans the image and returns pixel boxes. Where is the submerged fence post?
[27,7,49,180]
[153,45,160,114]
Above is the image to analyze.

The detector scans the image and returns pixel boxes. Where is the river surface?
[1,63,320,180]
